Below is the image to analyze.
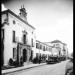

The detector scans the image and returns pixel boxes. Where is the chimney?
[19,5,27,21]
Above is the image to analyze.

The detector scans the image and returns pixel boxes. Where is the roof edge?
[36,40,52,47]
[2,9,35,30]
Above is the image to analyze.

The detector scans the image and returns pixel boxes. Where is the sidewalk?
[2,63,46,74]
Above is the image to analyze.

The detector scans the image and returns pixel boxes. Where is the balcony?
[15,37,27,44]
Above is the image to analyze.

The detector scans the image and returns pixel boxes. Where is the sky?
[2,0,73,53]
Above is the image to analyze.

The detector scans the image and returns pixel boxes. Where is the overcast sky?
[2,0,73,53]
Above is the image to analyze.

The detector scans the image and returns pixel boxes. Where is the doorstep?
[2,63,46,74]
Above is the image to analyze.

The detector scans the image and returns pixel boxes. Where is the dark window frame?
[31,38,34,47]
[23,34,26,44]
[36,43,39,48]
[13,31,16,42]
[1,29,4,40]
[13,20,16,24]
[40,44,42,49]
[43,46,45,51]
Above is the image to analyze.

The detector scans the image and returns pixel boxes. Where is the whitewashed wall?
[2,12,36,66]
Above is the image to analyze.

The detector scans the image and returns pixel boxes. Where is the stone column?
[27,47,29,63]
[27,47,31,63]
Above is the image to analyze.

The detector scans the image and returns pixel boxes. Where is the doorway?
[23,49,27,62]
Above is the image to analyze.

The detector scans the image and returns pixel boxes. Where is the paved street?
[3,60,69,75]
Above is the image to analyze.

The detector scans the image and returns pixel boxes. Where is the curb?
[2,63,46,74]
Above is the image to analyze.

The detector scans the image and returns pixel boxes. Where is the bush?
[9,58,14,66]
[20,57,24,66]
[32,57,39,63]
[13,60,19,67]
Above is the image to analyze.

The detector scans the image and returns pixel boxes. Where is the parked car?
[65,57,73,75]
[46,56,59,64]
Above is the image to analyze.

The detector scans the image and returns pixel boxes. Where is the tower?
[19,5,27,21]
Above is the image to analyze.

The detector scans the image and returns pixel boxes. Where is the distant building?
[1,6,36,66]
[45,40,68,57]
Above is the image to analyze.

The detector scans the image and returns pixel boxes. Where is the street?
[3,60,69,75]
[1,1,73,75]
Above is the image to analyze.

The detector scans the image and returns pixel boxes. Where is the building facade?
[45,40,68,57]
[1,7,36,66]
[35,40,52,61]
[1,7,68,67]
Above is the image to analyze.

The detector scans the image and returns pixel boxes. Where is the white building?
[45,40,68,57]
[35,40,52,61]
[1,7,36,66]
[1,6,68,67]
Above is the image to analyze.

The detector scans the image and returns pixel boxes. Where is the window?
[31,38,34,47]
[13,31,16,42]
[13,48,17,59]
[1,29,4,40]
[40,44,42,49]
[13,20,16,24]
[23,34,26,44]
[36,43,39,48]
[43,46,45,51]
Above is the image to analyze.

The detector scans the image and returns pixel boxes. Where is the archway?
[23,49,27,62]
